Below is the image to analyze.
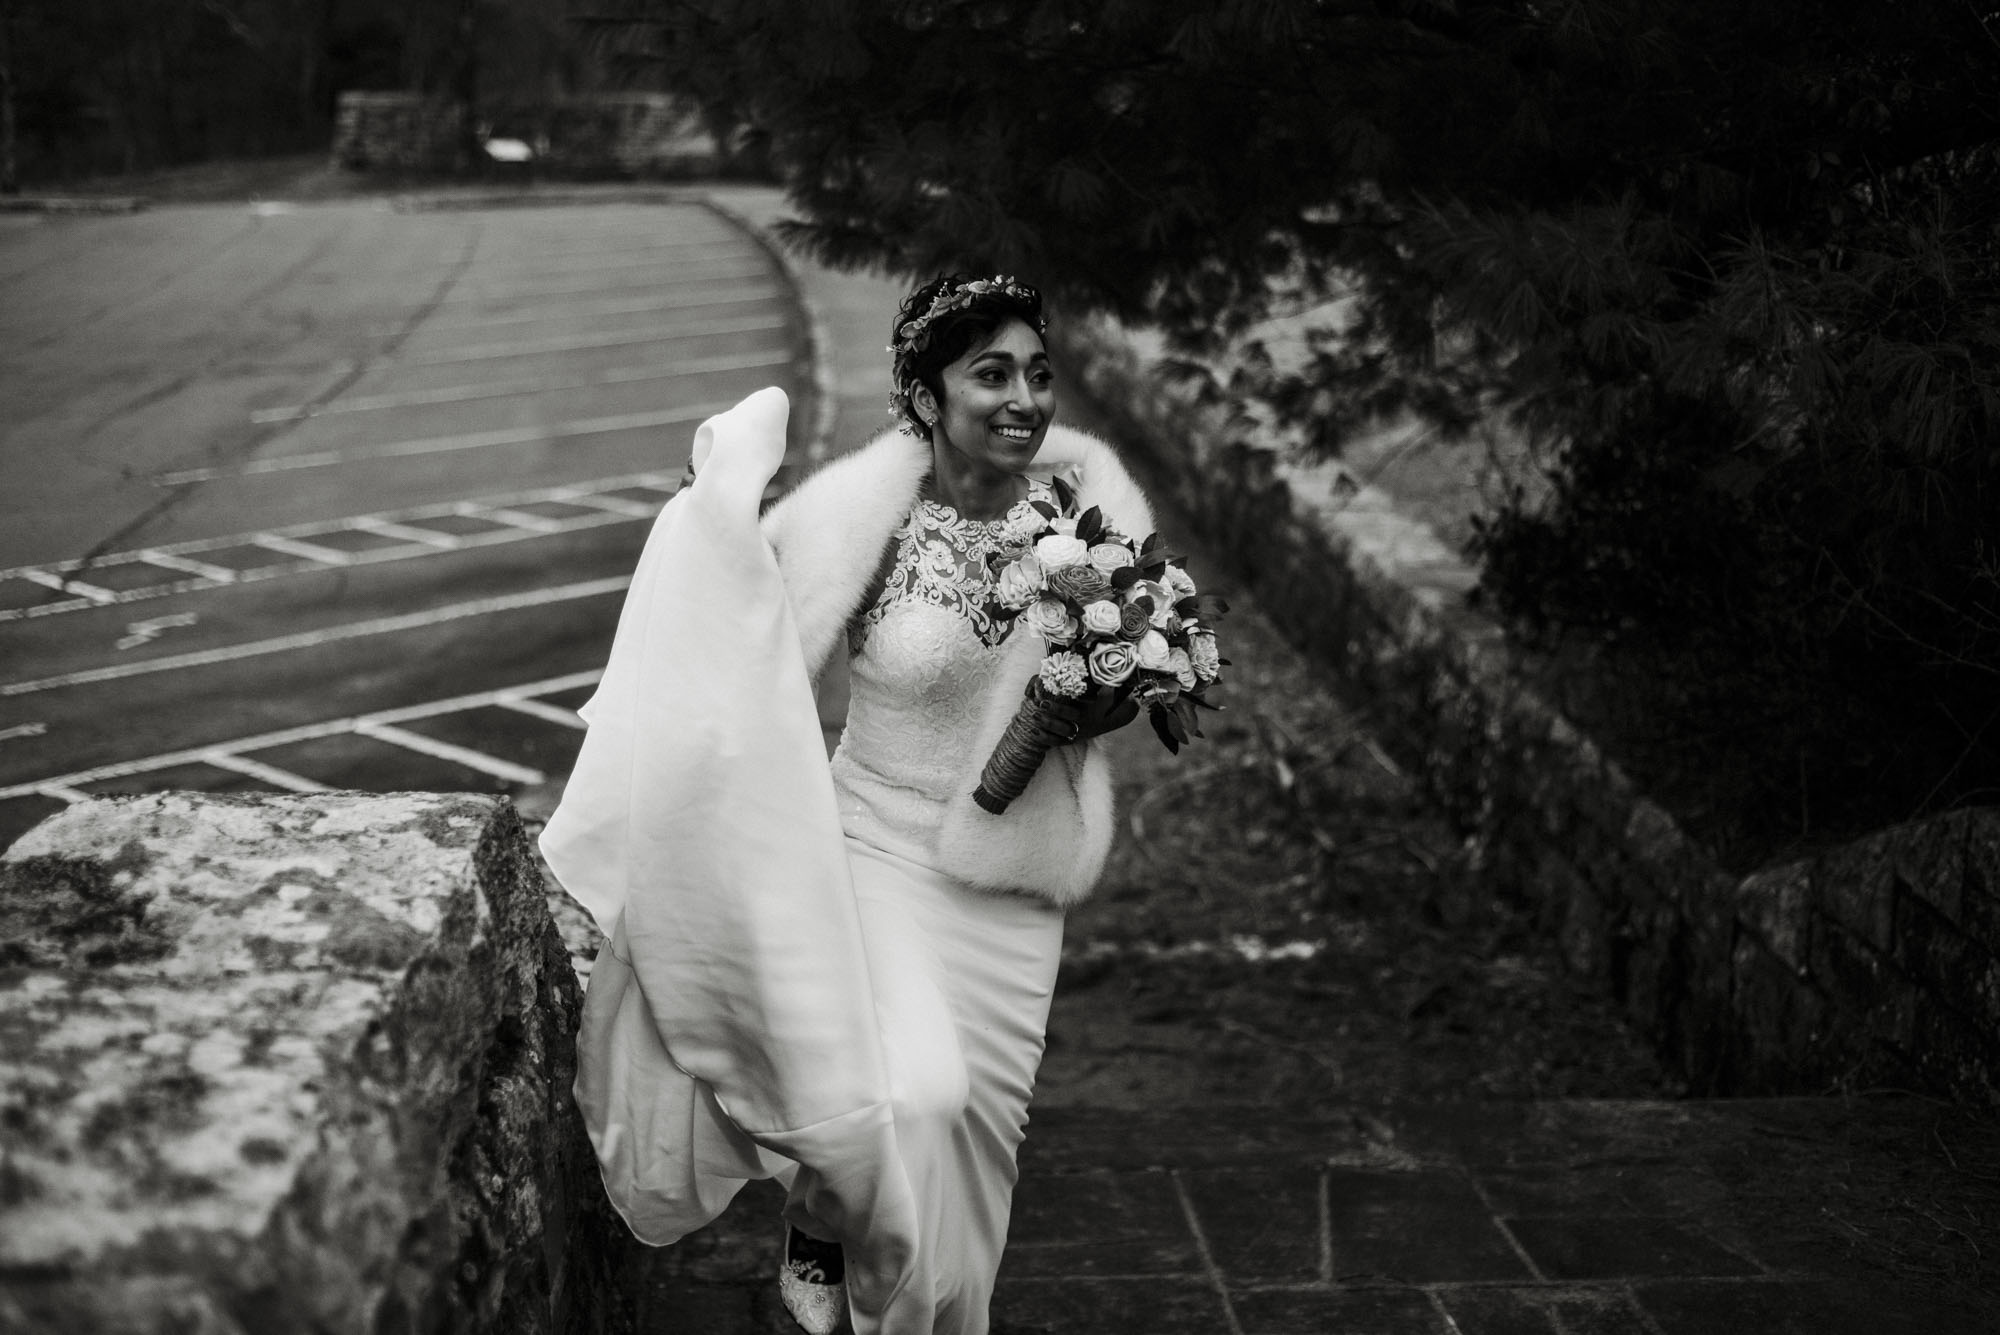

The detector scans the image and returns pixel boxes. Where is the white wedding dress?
[542,390,1065,1335]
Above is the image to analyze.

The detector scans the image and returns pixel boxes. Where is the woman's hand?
[1035,687,1139,747]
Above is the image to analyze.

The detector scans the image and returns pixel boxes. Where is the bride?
[541,273,1152,1334]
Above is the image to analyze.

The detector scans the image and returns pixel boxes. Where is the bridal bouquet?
[972,477,1228,814]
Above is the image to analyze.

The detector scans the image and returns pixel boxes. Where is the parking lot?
[0,196,809,847]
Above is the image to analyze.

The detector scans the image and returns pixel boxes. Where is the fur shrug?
[760,423,1154,908]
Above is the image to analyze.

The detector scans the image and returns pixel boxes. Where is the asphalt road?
[0,196,809,848]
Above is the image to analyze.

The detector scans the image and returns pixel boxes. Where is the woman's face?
[920,317,1056,474]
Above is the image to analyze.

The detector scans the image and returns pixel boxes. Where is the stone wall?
[1055,317,2000,1110]
[0,792,634,1334]
[331,91,722,178]
[332,92,466,173]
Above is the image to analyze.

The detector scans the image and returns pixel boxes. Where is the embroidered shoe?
[778,1224,848,1335]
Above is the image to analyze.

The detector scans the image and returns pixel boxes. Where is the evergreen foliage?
[609,0,2000,853]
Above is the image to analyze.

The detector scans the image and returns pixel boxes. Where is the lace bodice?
[829,482,1052,862]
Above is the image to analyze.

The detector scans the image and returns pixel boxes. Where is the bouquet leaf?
[1050,473,1078,514]
[1149,706,1182,754]
[1174,595,1200,619]
[1110,566,1142,590]
[1032,500,1059,520]
[1076,505,1105,545]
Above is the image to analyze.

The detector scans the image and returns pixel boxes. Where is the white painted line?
[469,246,759,279]
[115,612,199,652]
[156,404,730,485]
[402,284,779,335]
[391,312,788,368]
[0,723,48,743]
[134,550,241,583]
[0,575,630,697]
[8,469,679,582]
[355,721,546,785]
[252,533,357,564]
[0,471,678,623]
[478,506,564,533]
[436,263,771,309]
[201,751,329,793]
[495,697,587,730]
[367,671,603,726]
[556,492,656,518]
[0,669,603,801]
[18,569,118,603]
[250,348,793,423]
[348,516,462,549]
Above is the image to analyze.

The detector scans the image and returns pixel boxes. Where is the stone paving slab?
[634,1096,1997,1333]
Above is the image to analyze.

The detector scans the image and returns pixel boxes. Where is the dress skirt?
[572,834,1064,1335]
[782,838,1065,1335]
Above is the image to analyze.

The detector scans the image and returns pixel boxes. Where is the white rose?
[1049,515,1080,537]
[1168,646,1197,690]
[1088,543,1135,576]
[1164,564,1198,599]
[1088,641,1138,686]
[1189,631,1221,682]
[1135,629,1173,671]
[1081,600,1123,636]
[1024,597,1079,643]
[1129,578,1174,611]
[1034,534,1091,570]
[995,554,1045,609]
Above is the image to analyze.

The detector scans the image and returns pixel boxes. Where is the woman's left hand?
[1037,688,1139,747]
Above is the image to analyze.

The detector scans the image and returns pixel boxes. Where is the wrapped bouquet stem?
[971,478,1228,815]
[973,680,1075,814]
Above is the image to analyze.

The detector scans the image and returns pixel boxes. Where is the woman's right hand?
[1035,688,1139,747]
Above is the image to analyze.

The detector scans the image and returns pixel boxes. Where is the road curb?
[389,184,707,213]
[0,196,149,214]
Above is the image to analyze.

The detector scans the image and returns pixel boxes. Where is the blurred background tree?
[594,0,2000,858]
[0,0,585,183]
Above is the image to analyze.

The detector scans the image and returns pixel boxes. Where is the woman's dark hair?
[889,273,1046,438]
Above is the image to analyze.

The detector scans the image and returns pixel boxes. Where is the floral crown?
[888,274,1046,425]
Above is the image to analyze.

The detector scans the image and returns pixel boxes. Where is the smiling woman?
[546,274,1156,1335]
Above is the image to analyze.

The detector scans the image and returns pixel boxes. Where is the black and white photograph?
[1,3,1997,1332]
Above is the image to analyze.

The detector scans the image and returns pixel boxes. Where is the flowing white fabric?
[542,388,921,1320]
[543,388,1072,1334]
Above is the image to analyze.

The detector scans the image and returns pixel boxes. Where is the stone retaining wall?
[1055,317,2000,1109]
[0,791,633,1333]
